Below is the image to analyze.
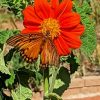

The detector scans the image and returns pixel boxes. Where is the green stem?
[48,93,62,100]
[49,67,59,93]
[43,67,49,100]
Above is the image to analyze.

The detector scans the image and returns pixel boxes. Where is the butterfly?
[6,32,59,67]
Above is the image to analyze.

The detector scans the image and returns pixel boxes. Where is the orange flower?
[22,0,84,56]
[7,0,84,67]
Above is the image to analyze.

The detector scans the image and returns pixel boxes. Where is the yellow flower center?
[40,18,60,39]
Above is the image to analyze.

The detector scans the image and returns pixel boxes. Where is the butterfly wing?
[7,33,43,63]
[41,38,59,67]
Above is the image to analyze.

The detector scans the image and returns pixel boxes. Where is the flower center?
[40,18,60,39]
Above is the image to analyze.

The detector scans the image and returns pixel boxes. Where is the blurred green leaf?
[53,67,70,96]
[67,53,79,74]
[60,53,79,74]
[0,91,4,100]
[0,49,10,75]
[54,79,64,89]
[60,56,68,63]
[0,30,19,44]
[15,84,32,100]
[74,0,97,56]
[11,52,25,71]
[11,90,19,100]
[5,70,15,87]
[74,0,92,14]
[16,69,35,87]
[0,0,34,19]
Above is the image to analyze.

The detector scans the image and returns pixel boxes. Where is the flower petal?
[23,6,42,28]
[21,27,40,34]
[34,0,51,19]
[61,31,82,48]
[50,0,59,18]
[61,24,85,36]
[60,13,81,28]
[54,39,63,55]
[54,36,70,56]
[55,0,72,18]
[50,0,59,10]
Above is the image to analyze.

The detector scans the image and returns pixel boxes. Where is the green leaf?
[54,79,64,89]
[81,23,96,56]
[0,30,19,44]
[74,0,92,14]
[74,0,97,56]
[11,90,19,100]
[53,67,70,96]
[1,0,34,19]
[5,70,15,87]
[60,56,68,63]
[15,85,32,100]
[60,53,79,74]
[4,48,15,64]
[0,48,10,75]
[11,52,25,71]
[16,69,34,87]
[67,53,79,74]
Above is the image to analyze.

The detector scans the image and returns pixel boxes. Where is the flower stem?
[43,67,49,100]
[49,67,59,93]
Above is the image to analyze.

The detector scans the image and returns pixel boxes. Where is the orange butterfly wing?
[7,33,43,63]
[41,38,59,67]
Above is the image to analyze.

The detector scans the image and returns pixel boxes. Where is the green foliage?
[11,52,28,71]
[60,53,79,74]
[74,0,97,56]
[54,79,64,89]
[0,91,4,100]
[0,0,34,19]
[53,67,70,96]
[49,93,62,100]
[11,91,19,100]
[0,30,42,99]
[11,85,32,100]
[0,30,19,44]
[67,53,79,74]
[5,71,15,87]
[0,49,10,75]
